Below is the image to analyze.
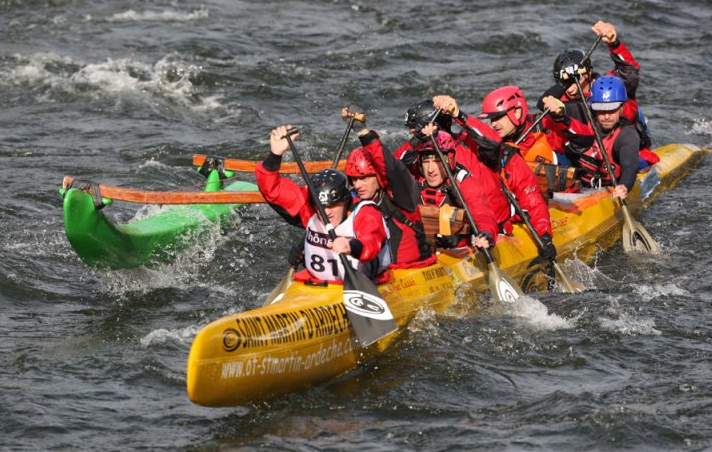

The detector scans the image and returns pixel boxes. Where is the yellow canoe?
[187,143,708,407]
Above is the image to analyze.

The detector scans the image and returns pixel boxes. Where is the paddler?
[344,117,435,266]
[479,85,593,166]
[575,75,640,200]
[256,125,391,283]
[415,123,498,250]
[537,20,658,169]
[431,94,558,263]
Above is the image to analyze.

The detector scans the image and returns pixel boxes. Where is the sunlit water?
[1,1,711,451]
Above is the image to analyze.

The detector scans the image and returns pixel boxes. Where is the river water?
[1,1,711,451]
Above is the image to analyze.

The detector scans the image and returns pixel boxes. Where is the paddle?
[282,128,397,346]
[499,181,584,293]
[573,76,660,253]
[193,154,343,174]
[332,108,367,169]
[428,131,525,304]
[509,109,587,293]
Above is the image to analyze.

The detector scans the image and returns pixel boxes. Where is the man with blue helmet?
[577,76,640,200]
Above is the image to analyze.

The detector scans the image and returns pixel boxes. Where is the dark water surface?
[2,1,711,451]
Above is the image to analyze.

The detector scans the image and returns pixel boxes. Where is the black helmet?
[404,98,453,132]
[310,169,350,207]
[553,49,592,85]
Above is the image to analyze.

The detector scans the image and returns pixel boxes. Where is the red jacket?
[455,113,552,237]
[515,113,594,158]
[359,131,432,264]
[255,156,387,264]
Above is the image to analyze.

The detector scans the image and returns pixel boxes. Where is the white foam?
[140,324,202,347]
[633,283,690,299]
[108,7,209,23]
[691,118,712,137]
[3,52,223,112]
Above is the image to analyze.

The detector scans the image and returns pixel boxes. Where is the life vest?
[418,166,469,207]
[578,126,622,188]
[304,201,391,282]
[376,193,432,262]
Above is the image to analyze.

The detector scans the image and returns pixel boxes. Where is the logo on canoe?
[222,328,241,352]
[343,290,394,321]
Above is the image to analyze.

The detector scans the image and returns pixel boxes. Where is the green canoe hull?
[62,179,258,269]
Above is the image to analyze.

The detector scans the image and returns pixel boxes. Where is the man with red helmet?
[479,85,593,165]
[345,119,433,266]
[432,94,557,263]
[416,124,498,249]
[256,125,391,283]
[537,21,657,168]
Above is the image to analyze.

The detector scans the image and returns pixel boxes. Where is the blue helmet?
[589,75,627,111]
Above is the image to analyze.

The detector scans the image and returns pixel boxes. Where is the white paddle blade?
[488,263,524,303]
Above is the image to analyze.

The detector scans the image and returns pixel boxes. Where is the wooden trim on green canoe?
[62,176,266,204]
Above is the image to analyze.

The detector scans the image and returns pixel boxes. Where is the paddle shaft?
[332,117,356,169]
[515,109,549,146]
[428,134,497,263]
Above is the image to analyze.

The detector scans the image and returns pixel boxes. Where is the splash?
[502,295,577,331]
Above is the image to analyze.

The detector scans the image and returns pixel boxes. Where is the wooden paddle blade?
[553,262,586,293]
[487,262,525,303]
[622,217,661,254]
[342,268,397,347]
[264,266,296,306]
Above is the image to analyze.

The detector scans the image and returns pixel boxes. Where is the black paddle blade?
[342,268,397,347]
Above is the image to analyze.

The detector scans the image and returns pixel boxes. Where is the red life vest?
[578,126,622,188]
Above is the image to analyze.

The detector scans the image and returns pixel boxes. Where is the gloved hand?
[558,63,588,85]
[435,234,461,249]
[409,127,428,148]
[287,240,305,267]
[538,232,557,261]
[543,96,566,120]
[472,231,494,249]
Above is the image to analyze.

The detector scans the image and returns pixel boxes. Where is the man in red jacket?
[416,124,498,250]
[256,125,390,283]
[432,94,557,262]
[345,120,433,266]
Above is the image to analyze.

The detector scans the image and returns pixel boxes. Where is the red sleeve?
[457,177,499,239]
[605,40,640,100]
[360,131,422,214]
[454,113,502,151]
[394,140,420,177]
[255,161,314,227]
[352,204,388,262]
[503,154,552,237]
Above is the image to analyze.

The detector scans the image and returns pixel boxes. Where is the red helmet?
[417,131,457,172]
[345,147,377,177]
[479,86,528,127]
